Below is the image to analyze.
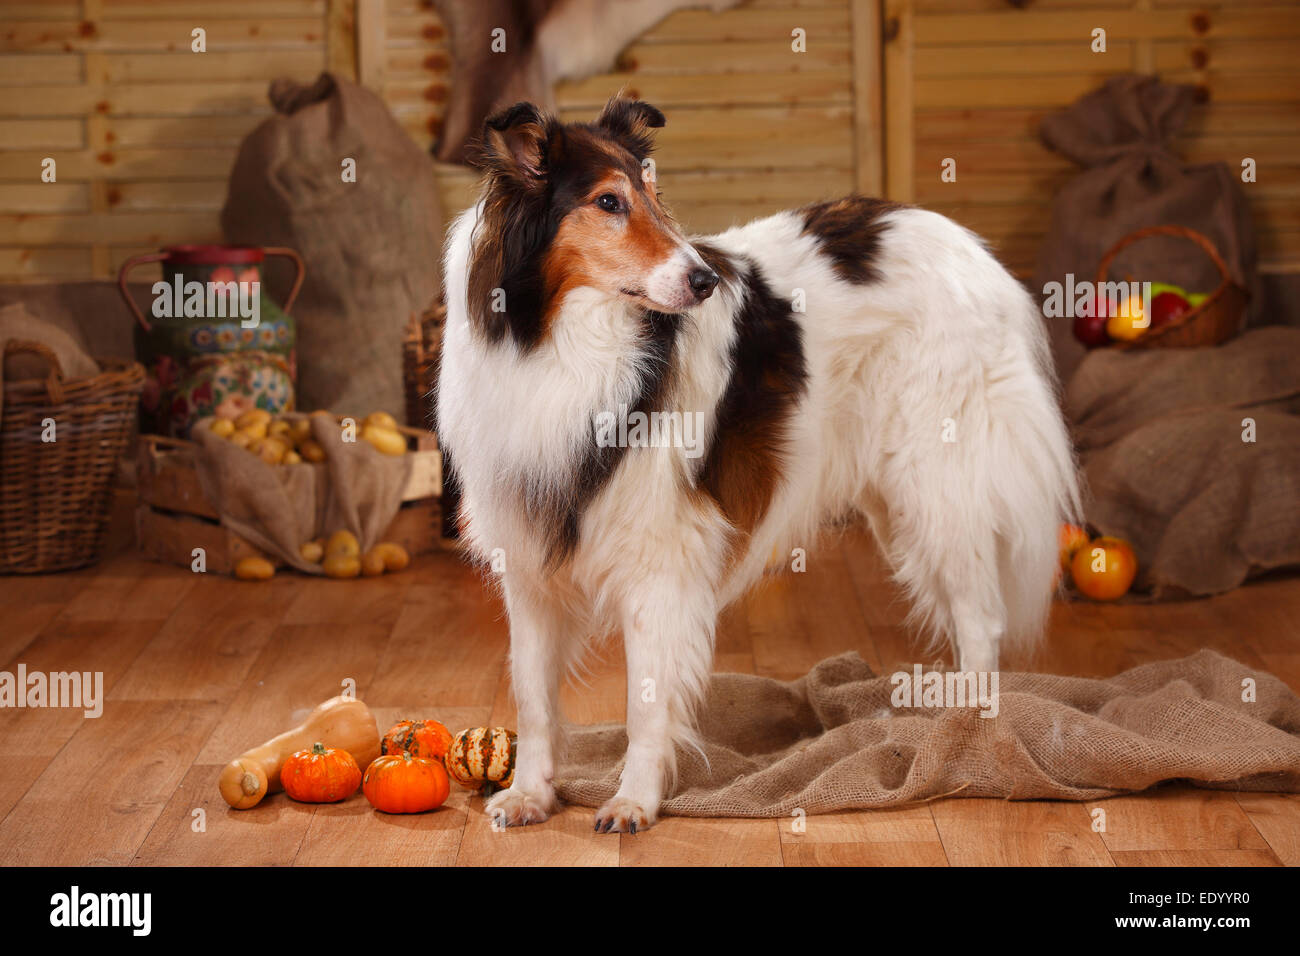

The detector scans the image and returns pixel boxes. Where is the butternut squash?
[218,695,381,809]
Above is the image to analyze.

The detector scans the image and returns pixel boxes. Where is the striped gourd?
[445,727,516,793]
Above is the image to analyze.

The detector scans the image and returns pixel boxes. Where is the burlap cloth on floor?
[555,650,1300,815]
[190,413,411,573]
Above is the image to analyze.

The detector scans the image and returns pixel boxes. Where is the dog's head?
[467,95,719,348]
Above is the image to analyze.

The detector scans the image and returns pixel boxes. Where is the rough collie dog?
[437,96,1080,832]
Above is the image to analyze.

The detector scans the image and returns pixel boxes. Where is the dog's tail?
[993,298,1083,655]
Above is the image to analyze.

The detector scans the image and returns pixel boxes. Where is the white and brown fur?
[436,96,1081,832]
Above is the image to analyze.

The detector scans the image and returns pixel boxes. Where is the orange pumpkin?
[362,752,450,813]
[380,718,453,762]
[444,727,516,794]
[280,742,362,803]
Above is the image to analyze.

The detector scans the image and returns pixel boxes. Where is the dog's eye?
[595,193,622,213]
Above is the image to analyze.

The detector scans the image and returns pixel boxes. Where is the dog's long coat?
[437,98,1080,831]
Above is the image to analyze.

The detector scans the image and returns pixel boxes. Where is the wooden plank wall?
[886,0,1300,275]
[423,0,872,237]
[0,0,338,282]
[3,0,1296,282]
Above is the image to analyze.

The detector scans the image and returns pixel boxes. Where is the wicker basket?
[1,341,145,573]
[402,303,446,430]
[401,302,458,536]
[1096,225,1249,350]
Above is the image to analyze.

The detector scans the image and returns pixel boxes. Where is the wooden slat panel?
[0,147,237,181]
[0,245,92,278]
[0,209,219,244]
[884,0,915,200]
[916,42,1135,77]
[0,82,277,118]
[106,179,228,211]
[103,0,327,17]
[105,114,265,147]
[916,102,1300,142]
[0,118,84,149]
[0,19,329,53]
[103,49,325,83]
[1155,38,1300,73]
[556,71,853,109]
[915,9,1300,45]
[616,39,852,74]
[0,182,90,213]
[382,12,445,48]
[642,7,851,43]
[914,73,1120,109]
[0,53,82,84]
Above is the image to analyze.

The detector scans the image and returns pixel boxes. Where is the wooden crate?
[135,424,448,575]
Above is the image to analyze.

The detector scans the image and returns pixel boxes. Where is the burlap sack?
[191,413,412,572]
[0,301,99,383]
[221,73,442,424]
[1033,75,1258,380]
[1066,326,1300,597]
[556,650,1300,815]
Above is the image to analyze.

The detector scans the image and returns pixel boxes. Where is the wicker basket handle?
[1095,225,1234,290]
[4,339,66,404]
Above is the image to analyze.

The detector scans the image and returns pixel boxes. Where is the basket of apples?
[1073,224,1248,351]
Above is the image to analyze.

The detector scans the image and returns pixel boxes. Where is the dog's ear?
[596,95,665,160]
[476,102,551,188]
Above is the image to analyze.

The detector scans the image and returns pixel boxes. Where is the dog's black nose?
[689,268,720,300]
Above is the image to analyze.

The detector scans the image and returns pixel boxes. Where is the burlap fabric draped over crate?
[555,651,1300,815]
[221,73,442,424]
[190,414,411,573]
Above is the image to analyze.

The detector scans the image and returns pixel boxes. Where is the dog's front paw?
[594,796,655,834]
[486,787,556,829]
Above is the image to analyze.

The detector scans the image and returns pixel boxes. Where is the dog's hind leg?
[486,576,575,828]
[872,457,1008,673]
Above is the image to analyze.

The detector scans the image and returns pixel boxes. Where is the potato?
[229,429,256,450]
[326,530,360,559]
[251,436,287,465]
[234,556,275,580]
[268,420,292,442]
[299,540,324,563]
[282,449,302,465]
[374,541,410,572]
[289,418,313,445]
[210,418,235,438]
[360,550,386,577]
[299,438,327,463]
[322,554,361,579]
[360,424,406,456]
[235,408,272,431]
[234,420,267,442]
[363,411,399,431]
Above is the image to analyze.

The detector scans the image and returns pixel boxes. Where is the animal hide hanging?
[431,0,741,164]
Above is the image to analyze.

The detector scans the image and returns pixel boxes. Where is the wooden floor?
[1,493,1298,867]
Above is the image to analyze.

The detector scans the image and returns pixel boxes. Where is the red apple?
[1073,302,1111,348]
[1150,290,1191,329]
